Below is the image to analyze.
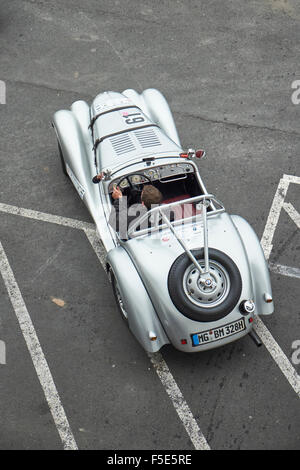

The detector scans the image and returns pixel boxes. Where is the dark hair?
[141,185,163,209]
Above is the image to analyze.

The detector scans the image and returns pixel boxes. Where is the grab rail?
[127,194,225,238]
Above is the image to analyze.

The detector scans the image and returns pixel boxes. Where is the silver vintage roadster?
[53,88,273,353]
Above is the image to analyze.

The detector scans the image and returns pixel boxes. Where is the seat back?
[162,194,202,220]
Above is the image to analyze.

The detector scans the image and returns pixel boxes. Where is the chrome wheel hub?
[183,260,230,308]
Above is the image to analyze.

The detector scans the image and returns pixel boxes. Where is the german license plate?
[191,318,246,346]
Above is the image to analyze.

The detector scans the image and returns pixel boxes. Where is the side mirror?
[92,175,102,184]
[195,149,206,159]
[92,169,112,183]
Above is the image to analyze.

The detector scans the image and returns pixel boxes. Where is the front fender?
[107,246,170,352]
[231,215,274,315]
[52,108,100,221]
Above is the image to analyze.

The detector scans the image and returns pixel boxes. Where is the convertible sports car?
[52,88,274,353]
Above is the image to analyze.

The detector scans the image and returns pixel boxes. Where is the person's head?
[141,185,163,209]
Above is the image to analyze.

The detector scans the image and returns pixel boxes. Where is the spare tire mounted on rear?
[168,248,242,322]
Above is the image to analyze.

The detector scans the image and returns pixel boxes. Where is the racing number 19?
[123,112,145,125]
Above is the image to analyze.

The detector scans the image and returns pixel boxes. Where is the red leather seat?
[162,194,201,220]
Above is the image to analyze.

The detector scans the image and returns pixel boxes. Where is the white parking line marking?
[269,262,300,279]
[84,228,106,270]
[84,230,211,450]
[283,202,300,229]
[0,203,210,449]
[0,241,78,450]
[283,174,300,184]
[83,228,210,449]
[83,228,211,449]
[254,317,300,397]
[0,202,94,231]
[1,189,299,444]
[255,174,300,398]
[260,177,290,260]
[149,352,210,450]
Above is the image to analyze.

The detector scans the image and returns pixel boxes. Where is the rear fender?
[107,246,170,352]
[231,215,274,315]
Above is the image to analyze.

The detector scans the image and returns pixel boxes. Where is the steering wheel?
[118,174,152,194]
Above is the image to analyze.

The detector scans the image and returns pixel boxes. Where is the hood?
[90,91,182,171]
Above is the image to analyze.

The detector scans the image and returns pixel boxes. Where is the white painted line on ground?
[84,230,211,450]
[149,352,210,450]
[260,177,290,260]
[269,262,300,279]
[0,202,94,231]
[0,202,209,450]
[84,228,106,270]
[256,174,300,398]
[1,186,299,444]
[283,202,300,229]
[0,241,78,450]
[283,174,300,184]
[254,317,300,397]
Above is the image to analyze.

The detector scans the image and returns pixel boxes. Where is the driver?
[110,184,163,237]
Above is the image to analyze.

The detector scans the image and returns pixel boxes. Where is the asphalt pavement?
[0,0,299,450]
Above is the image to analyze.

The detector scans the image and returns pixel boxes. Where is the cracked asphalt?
[0,0,299,450]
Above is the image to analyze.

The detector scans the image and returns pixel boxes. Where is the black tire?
[111,271,129,325]
[58,140,68,176]
[168,248,242,322]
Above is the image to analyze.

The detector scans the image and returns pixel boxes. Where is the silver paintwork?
[53,88,274,353]
[264,293,273,303]
[159,207,205,275]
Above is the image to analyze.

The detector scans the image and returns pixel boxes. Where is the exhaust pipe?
[248,329,262,347]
